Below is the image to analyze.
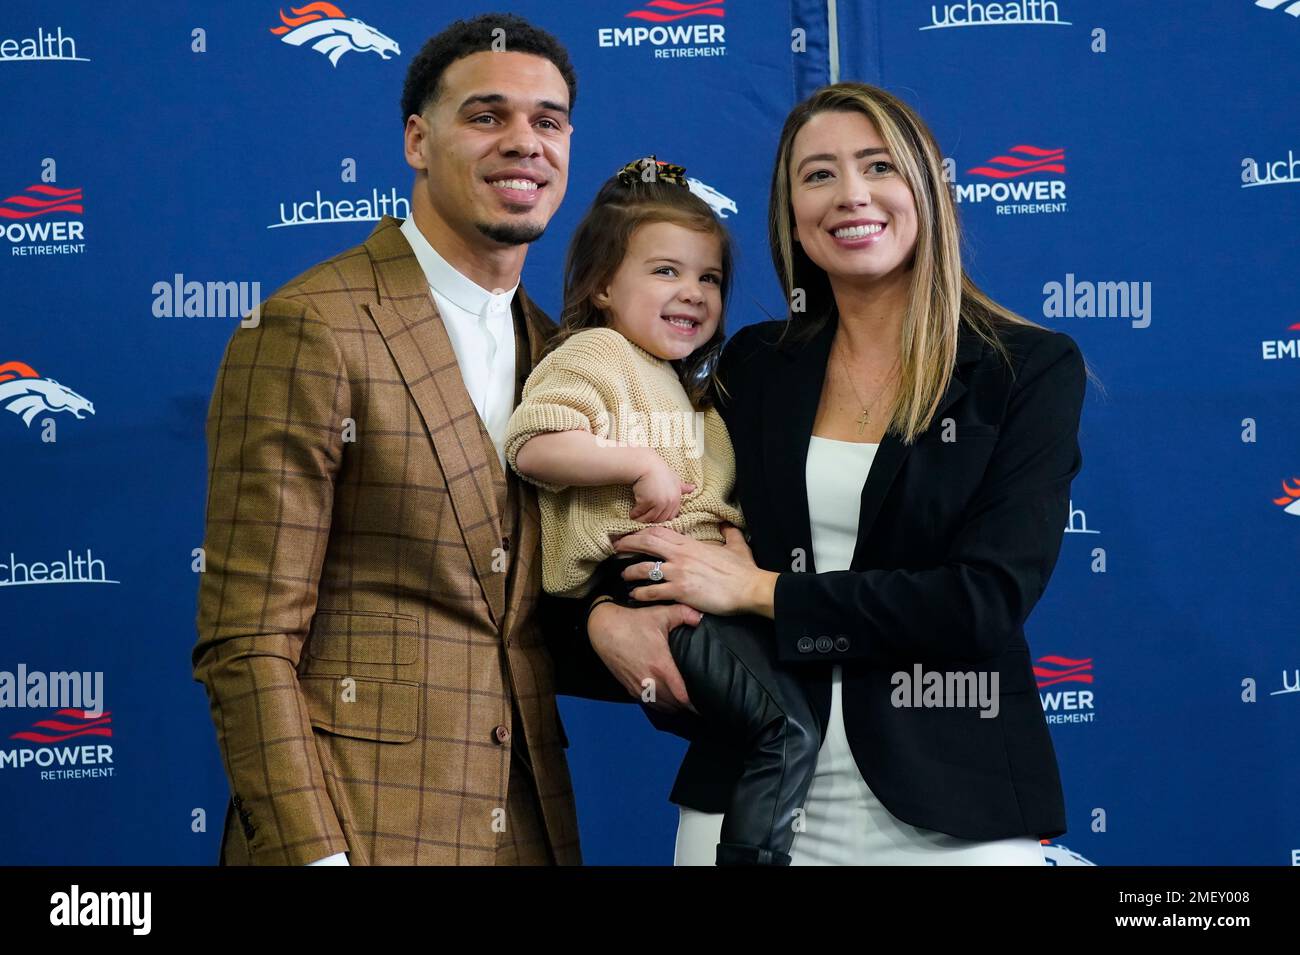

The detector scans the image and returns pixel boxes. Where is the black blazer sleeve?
[771,331,1086,665]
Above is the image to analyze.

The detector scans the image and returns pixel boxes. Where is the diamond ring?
[648,560,664,583]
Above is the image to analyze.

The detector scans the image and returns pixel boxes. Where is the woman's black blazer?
[544,310,1085,842]
[671,311,1083,841]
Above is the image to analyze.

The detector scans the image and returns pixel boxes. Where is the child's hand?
[630,454,695,524]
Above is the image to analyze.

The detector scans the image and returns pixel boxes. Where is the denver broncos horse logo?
[0,361,94,427]
[686,178,738,219]
[270,2,400,67]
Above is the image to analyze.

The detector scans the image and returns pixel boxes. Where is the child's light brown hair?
[546,158,735,410]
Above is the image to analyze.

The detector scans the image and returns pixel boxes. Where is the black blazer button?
[834,636,850,652]
[815,636,834,654]
[797,637,815,654]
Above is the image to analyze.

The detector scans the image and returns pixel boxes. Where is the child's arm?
[503,333,693,519]
[514,430,652,489]
[516,433,695,523]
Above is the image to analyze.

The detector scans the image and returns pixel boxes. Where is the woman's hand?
[611,524,779,618]
[630,453,695,523]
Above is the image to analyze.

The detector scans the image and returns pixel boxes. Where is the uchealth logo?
[0,26,88,63]
[1036,654,1094,725]
[271,184,408,228]
[922,0,1072,30]
[1242,147,1299,189]
[271,2,400,66]
[950,144,1067,216]
[1273,478,1300,516]
[0,360,94,430]
[0,549,118,588]
[599,0,727,58]
[2,183,85,256]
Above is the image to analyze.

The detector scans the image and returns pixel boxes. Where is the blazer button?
[815,636,834,654]
[493,724,511,744]
[797,637,815,654]
[834,636,851,652]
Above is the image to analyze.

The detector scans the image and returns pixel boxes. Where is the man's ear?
[404,113,429,171]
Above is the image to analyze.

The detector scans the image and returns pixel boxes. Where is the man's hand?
[587,601,702,714]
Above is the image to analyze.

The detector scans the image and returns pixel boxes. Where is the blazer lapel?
[498,286,553,638]
[761,311,986,573]
[361,215,508,629]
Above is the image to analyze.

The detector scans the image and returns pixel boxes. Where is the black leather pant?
[591,552,821,865]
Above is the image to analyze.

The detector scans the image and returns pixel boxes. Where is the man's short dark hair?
[401,14,577,126]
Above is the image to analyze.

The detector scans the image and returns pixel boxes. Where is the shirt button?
[797,637,815,654]
[815,636,834,654]
[493,725,511,744]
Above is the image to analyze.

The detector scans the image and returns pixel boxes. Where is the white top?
[805,436,877,573]
[400,214,518,473]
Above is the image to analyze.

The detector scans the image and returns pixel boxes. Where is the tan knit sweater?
[504,326,746,598]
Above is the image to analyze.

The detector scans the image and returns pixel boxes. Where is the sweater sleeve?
[504,335,618,494]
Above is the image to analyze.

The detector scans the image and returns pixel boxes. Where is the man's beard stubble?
[476,219,546,246]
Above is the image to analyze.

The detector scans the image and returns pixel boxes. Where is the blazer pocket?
[299,673,419,743]
[307,610,419,665]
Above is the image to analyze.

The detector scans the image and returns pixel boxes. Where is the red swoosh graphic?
[11,726,113,743]
[968,145,1065,178]
[24,185,83,196]
[1,185,85,219]
[0,204,84,219]
[27,717,113,732]
[1034,654,1093,687]
[3,194,85,208]
[628,0,725,20]
[969,163,1065,179]
[1036,673,1094,687]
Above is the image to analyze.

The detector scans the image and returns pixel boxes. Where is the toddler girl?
[505,157,818,866]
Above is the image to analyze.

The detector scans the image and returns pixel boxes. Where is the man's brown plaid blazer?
[193,214,592,865]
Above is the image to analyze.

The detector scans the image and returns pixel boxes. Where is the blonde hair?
[767,82,1102,443]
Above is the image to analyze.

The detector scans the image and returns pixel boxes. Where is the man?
[193,13,698,866]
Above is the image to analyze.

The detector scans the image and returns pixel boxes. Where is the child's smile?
[594,221,723,362]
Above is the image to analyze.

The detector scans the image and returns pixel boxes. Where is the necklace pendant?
[856,409,869,436]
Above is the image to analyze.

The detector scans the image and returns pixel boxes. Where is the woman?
[603,82,1093,865]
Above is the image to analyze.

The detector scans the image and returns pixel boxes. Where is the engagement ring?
[648,561,664,583]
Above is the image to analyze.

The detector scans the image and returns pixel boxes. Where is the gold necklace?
[834,342,900,436]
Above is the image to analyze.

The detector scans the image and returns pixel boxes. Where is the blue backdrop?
[1,1,1295,866]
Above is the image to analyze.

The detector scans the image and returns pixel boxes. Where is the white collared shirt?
[399,214,518,473]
